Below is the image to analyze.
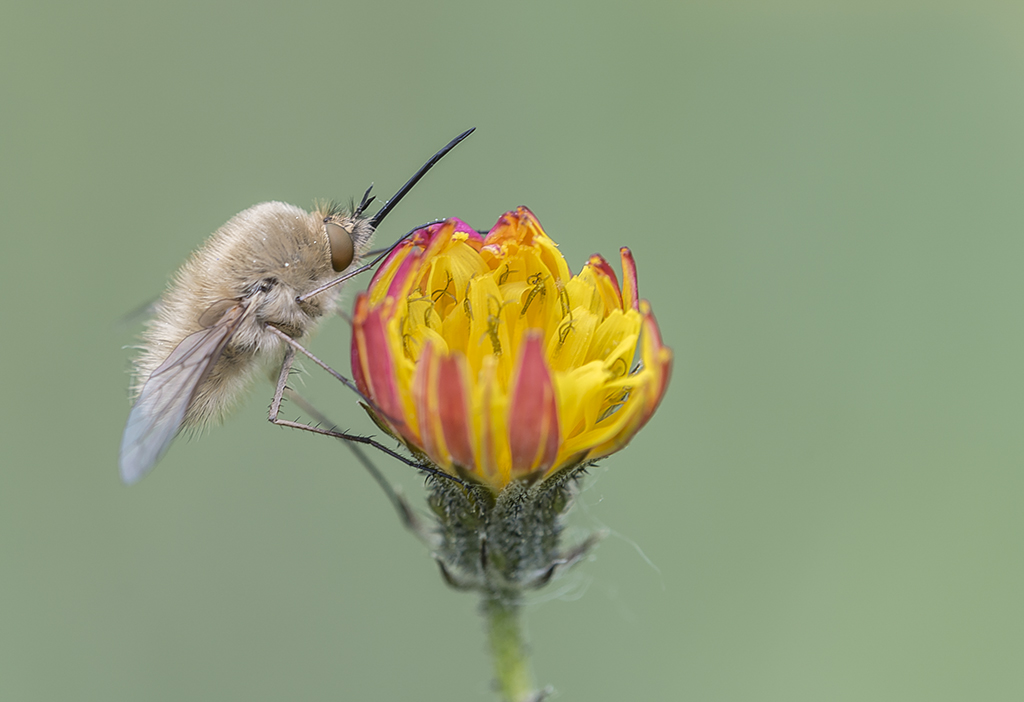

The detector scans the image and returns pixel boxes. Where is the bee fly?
[119,129,474,484]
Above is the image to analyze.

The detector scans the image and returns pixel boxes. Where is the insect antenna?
[355,185,376,217]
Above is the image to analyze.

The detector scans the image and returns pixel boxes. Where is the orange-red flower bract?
[352,207,671,491]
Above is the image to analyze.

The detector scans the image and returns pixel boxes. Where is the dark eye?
[325,220,354,272]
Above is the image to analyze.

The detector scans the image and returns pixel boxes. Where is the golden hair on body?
[131,201,368,427]
[120,130,474,485]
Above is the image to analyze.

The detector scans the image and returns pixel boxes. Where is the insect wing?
[119,303,246,484]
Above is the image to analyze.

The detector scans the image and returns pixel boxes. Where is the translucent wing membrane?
[119,303,247,484]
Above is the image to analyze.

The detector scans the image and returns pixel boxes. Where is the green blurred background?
[3,1,1024,699]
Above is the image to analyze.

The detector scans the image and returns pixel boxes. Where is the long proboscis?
[369,127,475,228]
[297,127,475,303]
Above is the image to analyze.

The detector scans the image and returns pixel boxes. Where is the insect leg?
[268,344,296,425]
[264,324,365,400]
[279,387,432,542]
[264,325,465,486]
[266,342,421,470]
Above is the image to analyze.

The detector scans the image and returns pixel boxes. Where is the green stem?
[484,595,538,702]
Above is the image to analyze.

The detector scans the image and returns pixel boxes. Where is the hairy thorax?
[133,201,350,427]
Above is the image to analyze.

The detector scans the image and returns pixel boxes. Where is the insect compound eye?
[325,219,355,272]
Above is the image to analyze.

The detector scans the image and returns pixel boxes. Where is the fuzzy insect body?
[118,126,475,485]
[120,202,373,483]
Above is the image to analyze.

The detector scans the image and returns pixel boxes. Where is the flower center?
[353,208,671,490]
[388,230,642,449]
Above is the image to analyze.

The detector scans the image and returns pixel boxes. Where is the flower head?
[351,207,671,491]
